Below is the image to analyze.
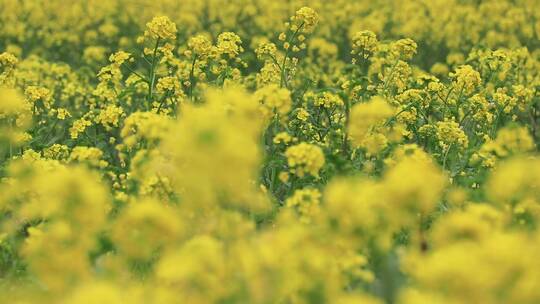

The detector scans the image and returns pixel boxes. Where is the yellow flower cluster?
[435,119,469,151]
[472,126,535,167]
[351,30,378,60]
[0,52,18,85]
[310,91,344,108]
[187,34,213,58]
[142,16,177,41]
[43,144,70,160]
[290,7,319,34]
[255,42,277,59]
[273,131,295,145]
[390,38,417,61]
[286,188,322,223]
[1,2,540,303]
[96,104,124,130]
[69,146,108,168]
[348,96,395,152]
[69,118,92,139]
[255,84,292,120]
[216,32,243,58]
[451,65,482,96]
[285,142,325,178]
[120,111,172,149]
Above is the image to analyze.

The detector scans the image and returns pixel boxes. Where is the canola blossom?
[1,1,540,303]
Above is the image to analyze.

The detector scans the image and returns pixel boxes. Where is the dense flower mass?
[1,1,540,303]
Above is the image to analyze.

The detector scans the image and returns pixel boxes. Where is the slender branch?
[188,54,198,102]
[147,37,161,103]
[280,22,304,88]
[123,64,149,83]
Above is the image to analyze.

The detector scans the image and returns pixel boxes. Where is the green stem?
[156,91,171,114]
[342,96,351,157]
[280,22,304,88]
[188,55,198,102]
[124,64,149,83]
[442,144,452,171]
[147,37,161,103]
